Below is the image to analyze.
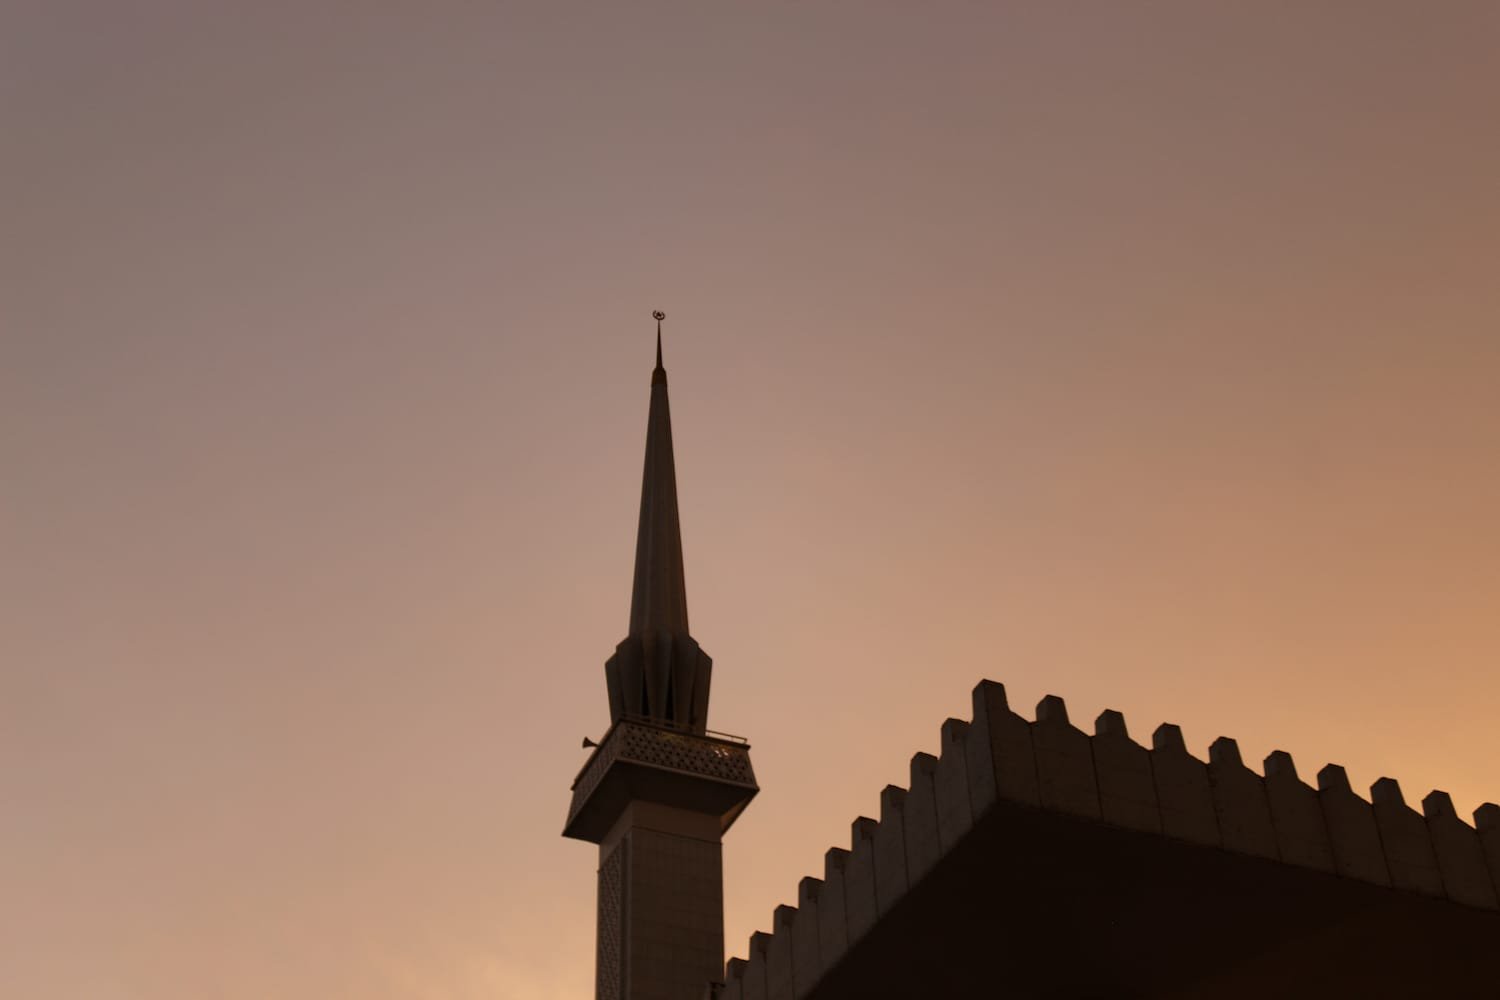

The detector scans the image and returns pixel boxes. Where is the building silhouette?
[564,318,758,1000]
[568,326,1500,999]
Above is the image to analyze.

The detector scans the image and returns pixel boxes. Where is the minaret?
[564,313,758,1000]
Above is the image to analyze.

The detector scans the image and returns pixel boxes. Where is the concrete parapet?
[816,848,850,972]
[905,753,943,883]
[873,786,909,916]
[1476,804,1500,906]
[1262,751,1333,872]
[722,958,747,1000]
[739,680,1499,1000]
[1421,791,1499,910]
[1206,737,1278,860]
[936,719,976,850]
[791,878,823,998]
[1033,695,1101,820]
[1316,765,1390,886]
[1370,778,1444,897]
[1150,723,1220,847]
[1091,710,1160,833]
[742,931,771,1000]
[843,817,880,944]
[766,905,796,1000]
[966,679,1040,813]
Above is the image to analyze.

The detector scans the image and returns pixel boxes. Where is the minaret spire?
[603,311,714,731]
[630,310,689,636]
[565,311,758,1000]
[655,310,664,374]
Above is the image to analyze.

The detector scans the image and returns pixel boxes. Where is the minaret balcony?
[563,717,759,844]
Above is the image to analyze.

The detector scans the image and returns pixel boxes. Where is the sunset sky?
[5,3,1499,998]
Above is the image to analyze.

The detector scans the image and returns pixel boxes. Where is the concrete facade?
[841,818,879,944]
[1150,723,1220,847]
[1424,791,1499,909]
[871,787,908,916]
[1477,804,1500,903]
[814,848,849,972]
[902,754,942,882]
[1206,737,1278,860]
[716,678,1500,999]
[608,818,725,1000]
[1032,695,1100,820]
[765,907,796,1000]
[1316,763,1391,886]
[739,932,769,1000]
[1091,709,1160,834]
[788,879,821,998]
[934,719,975,850]
[1261,750,1334,873]
[966,680,1039,810]
[1371,777,1445,896]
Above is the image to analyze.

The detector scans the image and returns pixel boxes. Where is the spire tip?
[652,310,666,379]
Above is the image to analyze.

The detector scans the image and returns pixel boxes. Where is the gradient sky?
[5,3,1499,998]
